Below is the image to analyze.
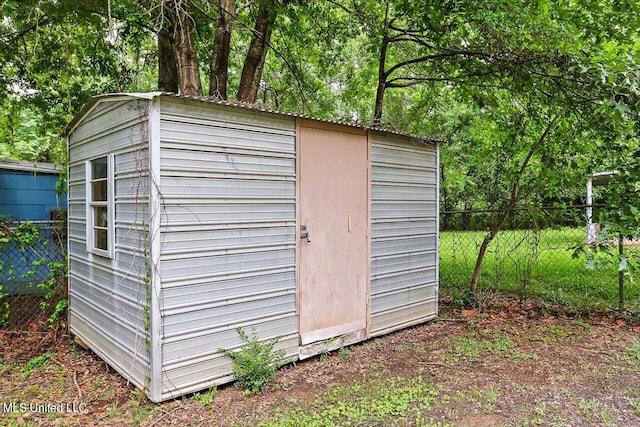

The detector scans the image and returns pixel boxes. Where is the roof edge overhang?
[64,92,442,145]
[63,92,164,137]
[0,159,62,174]
[591,170,618,186]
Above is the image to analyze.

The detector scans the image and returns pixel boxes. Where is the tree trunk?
[168,0,203,96]
[158,31,178,93]
[469,112,562,293]
[373,4,390,126]
[236,0,277,103]
[209,0,235,99]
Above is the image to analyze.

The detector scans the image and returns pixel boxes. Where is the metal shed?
[65,92,439,402]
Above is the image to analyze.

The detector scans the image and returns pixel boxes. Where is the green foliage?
[20,351,52,379]
[0,219,67,327]
[1,0,638,315]
[597,148,640,241]
[572,147,640,312]
[452,333,516,358]
[449,286,477,308]
[218,327,288,395]
[0,0,155,162]
[338,346,352,361]
[261,375,440,426]
[625,342,640,361]
[47,299,68,326]
[192,387,216,408]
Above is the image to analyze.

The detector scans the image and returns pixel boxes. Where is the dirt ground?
[1,296,639,426]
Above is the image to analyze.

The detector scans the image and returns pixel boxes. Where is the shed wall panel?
[68,99,151,390]
[370,134,438,336]
[157,99,298,397]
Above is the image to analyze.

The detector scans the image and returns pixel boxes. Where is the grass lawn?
[440,227,640,314]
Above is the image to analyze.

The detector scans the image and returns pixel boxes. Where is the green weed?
[338,346,352,361]
[510,351,540,361]
[468,385,500,411]
[451,333,517,357]
[546,324,571,337]
[218,327,288,395]
[577,397,600,418]
[260,375,438,426]
[100,388,117,400]
[128,390,155,423]
[625,342,640,361]
[452,336,484,356]
[192,387,216,408]
[575,318,593,330]
[393,344,414,352]
[20,351,52,379]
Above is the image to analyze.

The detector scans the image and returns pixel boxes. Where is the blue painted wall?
[0,167,67,295]
[0,169,66,220]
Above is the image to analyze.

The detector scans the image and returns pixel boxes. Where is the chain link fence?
[0,219,67,331]
[1,205,638,331]
[439,205,640,313]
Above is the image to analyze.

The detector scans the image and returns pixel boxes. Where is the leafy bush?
[218,327,288,394]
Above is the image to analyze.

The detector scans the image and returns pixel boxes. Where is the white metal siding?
[157,99,298,399]
[370,133,439,336]
[68,99,151,391]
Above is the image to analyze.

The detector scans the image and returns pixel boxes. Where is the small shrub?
[218,327,287,394]
[451,286,477,308]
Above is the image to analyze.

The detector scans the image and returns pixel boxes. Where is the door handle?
[300,224,311,243]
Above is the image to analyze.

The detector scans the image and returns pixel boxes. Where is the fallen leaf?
[616,319,626,327]
[462,309,477,317]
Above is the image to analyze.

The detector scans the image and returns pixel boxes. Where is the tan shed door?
[298,122,369,345]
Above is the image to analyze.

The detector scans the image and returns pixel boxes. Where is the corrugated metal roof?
[64,92,441,145]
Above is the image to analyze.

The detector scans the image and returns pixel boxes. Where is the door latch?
[300,224,311,243]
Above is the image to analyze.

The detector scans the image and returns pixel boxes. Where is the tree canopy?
[2,1,638,209]
[2,1,639,288]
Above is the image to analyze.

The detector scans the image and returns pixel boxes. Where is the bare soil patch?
[1,297,639,426]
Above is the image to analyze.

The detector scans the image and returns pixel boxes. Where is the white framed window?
[87,155,114,257]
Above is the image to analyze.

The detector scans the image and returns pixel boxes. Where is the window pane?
[92,180,107,202]
[94,228,108,251]
[94,206,108,227]
[92,157,108,180]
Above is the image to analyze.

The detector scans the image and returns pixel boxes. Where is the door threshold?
[298,328,367,360]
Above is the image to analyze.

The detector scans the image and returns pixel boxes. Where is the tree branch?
[4,17,52,46]
[386,76,453,88]
[384,48,492,77]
